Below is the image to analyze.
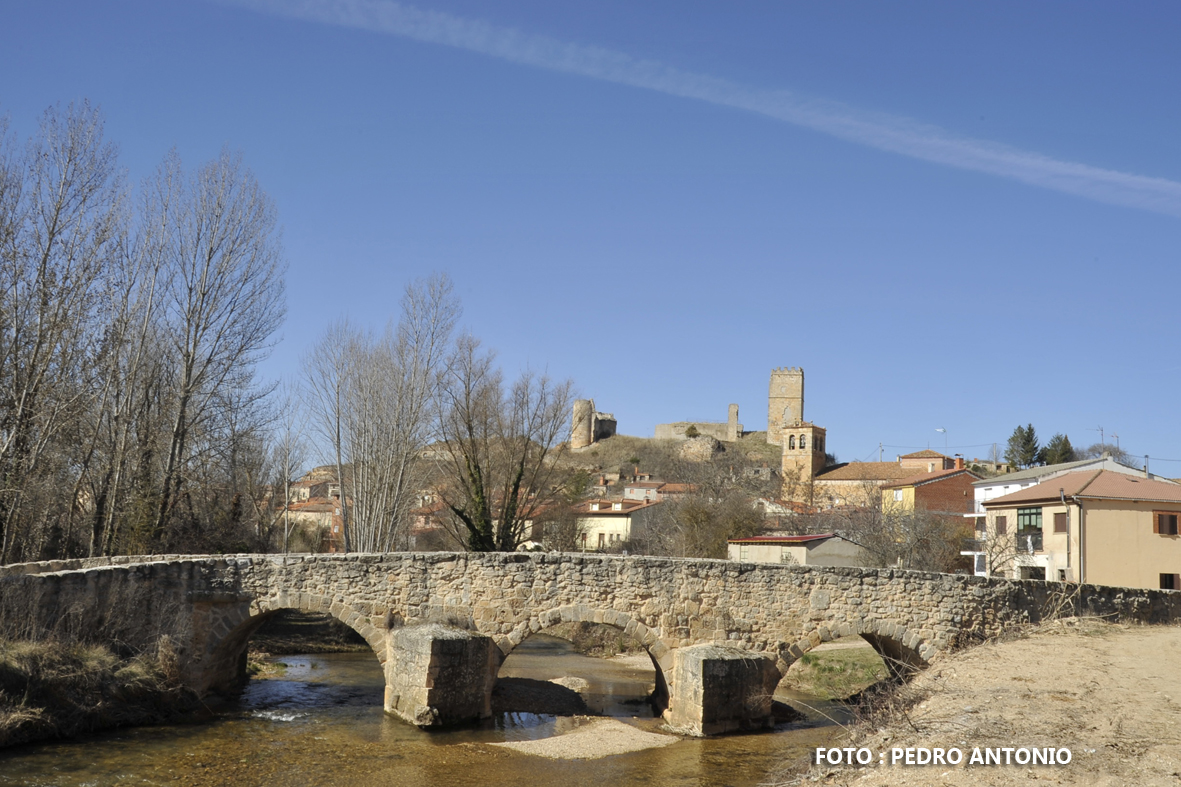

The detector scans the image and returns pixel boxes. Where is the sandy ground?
[796,620,1181,787]
[489,717,678,759]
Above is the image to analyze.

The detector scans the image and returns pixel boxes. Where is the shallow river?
[0,636,846,786]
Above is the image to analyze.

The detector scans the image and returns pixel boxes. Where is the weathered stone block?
[666,644,780,736]
[384,624,497,728]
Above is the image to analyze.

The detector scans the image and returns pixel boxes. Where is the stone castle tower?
[571,399,595,449]
[570,399,617,449]
[767,367,804,446]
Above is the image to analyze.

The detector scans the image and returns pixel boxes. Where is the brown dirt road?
[790,619,1181,787]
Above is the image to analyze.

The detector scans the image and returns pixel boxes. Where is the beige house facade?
[726,533,868,567]
[574,498,661,551]
[979,470,1181,589]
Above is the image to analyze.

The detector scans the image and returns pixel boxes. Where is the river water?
[0,636,847,786]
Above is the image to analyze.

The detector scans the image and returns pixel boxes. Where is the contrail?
[224,0,1181,218]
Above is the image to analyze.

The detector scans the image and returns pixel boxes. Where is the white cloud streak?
[227,0,1181,218]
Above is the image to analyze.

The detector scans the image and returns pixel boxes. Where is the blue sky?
[3,1,1180,468]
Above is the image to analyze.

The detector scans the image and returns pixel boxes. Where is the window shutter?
[1153,512,1179,535]
[1054,512,1067,533]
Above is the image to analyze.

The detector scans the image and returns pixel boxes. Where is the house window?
[1057,569,1067,581]
[799,434,807,450]
[1053,512,1068,533]
[739,544,749,561]
[788,435,795,449]
[995,515,1008,535]
[598,533,605,548]
[1154,512,1179,536]
[893,490,903,501]
[1161,573,1179,590]
[1016,507,1042,531]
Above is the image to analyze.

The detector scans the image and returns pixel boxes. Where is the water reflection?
[0,634,844,787]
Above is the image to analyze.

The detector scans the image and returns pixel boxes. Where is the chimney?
[955,457,964,470]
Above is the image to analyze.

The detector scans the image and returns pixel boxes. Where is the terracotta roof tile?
[983,470,1181,506]
[728,533,846,545]
[881,468,982,490]
[898,449,951,459]
[815,462,918,482]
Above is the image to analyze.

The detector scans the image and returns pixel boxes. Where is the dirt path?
[796,620,1181,787]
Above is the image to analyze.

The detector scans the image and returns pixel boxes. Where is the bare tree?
[269,382,308,553]
[151,149,285,548]
[301,319,359,552]
[301,275,459,553]
[0,102,124,561]
[532,469,590,551]
[436,334,572,552]
[0,105,289,563]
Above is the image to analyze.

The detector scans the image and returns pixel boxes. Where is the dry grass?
[780,644,889,701]
[0,638,197,748]
[771,619,1181,787]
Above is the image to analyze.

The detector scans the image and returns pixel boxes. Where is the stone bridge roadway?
[2,552,1178,735]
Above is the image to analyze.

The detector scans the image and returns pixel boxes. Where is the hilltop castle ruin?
[570,366,818,451]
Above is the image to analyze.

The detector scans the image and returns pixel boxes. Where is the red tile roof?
[983,470,1181,507]
[881,468,982,490]
[816,462,918,482]
[728,533,843,545]
[899,449,951,459]
[577,498,661,515]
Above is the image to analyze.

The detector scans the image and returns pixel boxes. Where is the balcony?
[961,538,985,553]
[1016,530,1043,553]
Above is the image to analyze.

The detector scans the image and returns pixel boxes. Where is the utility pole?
[878,443,883,462]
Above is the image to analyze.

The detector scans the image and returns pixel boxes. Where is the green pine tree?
[1042,433,1076,465]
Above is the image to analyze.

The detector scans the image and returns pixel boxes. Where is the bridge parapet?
[2,553,1178,734]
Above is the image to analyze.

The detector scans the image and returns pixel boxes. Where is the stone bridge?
[2,552,1178,735]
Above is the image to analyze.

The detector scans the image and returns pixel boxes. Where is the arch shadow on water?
[492,617,664,727]
[204,603,387,699]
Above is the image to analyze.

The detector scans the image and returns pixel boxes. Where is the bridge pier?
[383,624,499,727]
[665,645,780,736]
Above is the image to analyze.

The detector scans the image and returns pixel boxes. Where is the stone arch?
[198,594,387,696]
[496,605,671,712]
[776,619,933,682]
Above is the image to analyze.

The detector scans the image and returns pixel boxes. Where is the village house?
[574,498,661,551]
[881,465,981,517]
[804,460,924,508]
[969,454,1176,520]
[621,480,698,503]
[726,533,868,567]
[977,469,1181,589]
[896,449,958,473]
